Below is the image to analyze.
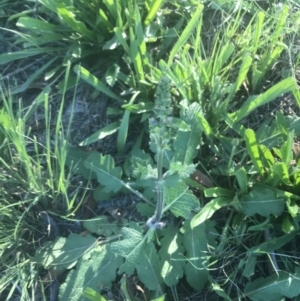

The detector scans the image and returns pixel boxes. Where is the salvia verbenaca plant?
[147,76,176,230]
[34,76,213,300]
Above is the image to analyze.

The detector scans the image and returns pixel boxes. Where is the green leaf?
[57,6,95,41]
[83,216,128,236]
[182,220,209,291]
[84,153,123,193]
[159,226,185,286]
[111,227,163,291]
[244,268,300,301]
[17,16,58,32]
[191,197,232,228]
[229,77,297,123]
[173,103,203,164]
[65,146,97,179]
[144,0,163,26]
[241,186,285,217]
[244,129,265,177]
[162,182,200,219]
[34,233,96,269]
[0,48,61,64]
[204,187,234,198]
[242,253,257,279]
[59,245,123,301]
[168,3,204,65]
[211,282,233,301]
[83,287,107,301]
[110,227,144,275]
[272,162,292,186]
[12,58,56,95]
[235,167,248,193]
[105,64,120,87]
[74,65,123,102]
[79,121,120,146]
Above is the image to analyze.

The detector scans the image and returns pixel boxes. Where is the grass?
[1,0,300,300]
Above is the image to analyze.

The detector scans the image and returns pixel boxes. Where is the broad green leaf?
[182,220,209,291]
[244,129,265,177]
[111,227,163,291]
[83,216,128,236]
[74,65,123,102]
[84,153,123,193]
[168,3,204,65]
[241,186,285,217]
[244,268,300,301]
[162,182,200,219]
[79,121,120,146]
[110,227,143,275]
[65,146,97,180]
[229,77,297,123]
[59,245,123,301]
[34,233,96,269]
[191,197,232,228]
[159,226,185,286]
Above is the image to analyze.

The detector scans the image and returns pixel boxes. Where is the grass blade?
[167,4,204,65]
[73,65,124,102]
[229,77,297,123]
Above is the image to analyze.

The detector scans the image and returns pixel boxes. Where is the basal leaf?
[182,220,209,291]
[59,245,123,301]
[159,226,185,286]
[110,227,163,291]
[110,227,144,275]
[241,186,285,217]
[136,241,163,291]
[84,153,123,193]
[162,182,200,219]
[244,268,300,301]
[34,233,96,270]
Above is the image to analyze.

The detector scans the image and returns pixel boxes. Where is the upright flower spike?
[147,76,174,230]
[149,76,174,152]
